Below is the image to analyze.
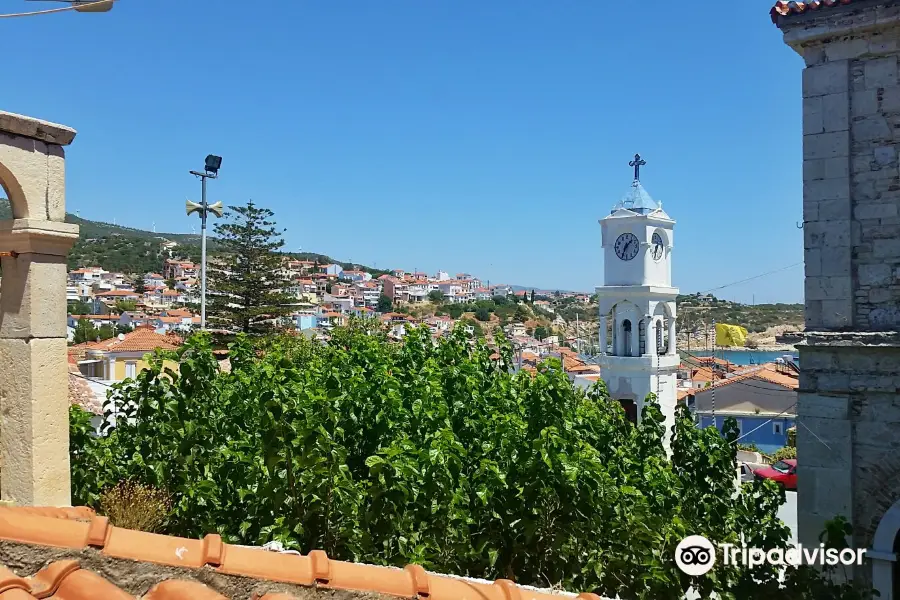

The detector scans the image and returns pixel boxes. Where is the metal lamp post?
[186,155,224,330]
[22,0,115,13]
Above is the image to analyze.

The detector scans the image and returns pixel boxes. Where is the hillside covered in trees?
[0,199,385,276]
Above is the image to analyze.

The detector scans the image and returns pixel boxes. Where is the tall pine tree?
[133,272,147,294]
[207,201,294,334]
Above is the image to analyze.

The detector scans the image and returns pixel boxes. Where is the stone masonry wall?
[780,5,900,590]
[800,13,900,330]
[797,333,900,586]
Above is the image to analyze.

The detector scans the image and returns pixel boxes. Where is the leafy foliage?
[772,446,797,462]
[70,324,871,599]
[71,318,116,344]
[68,300,92,316]
[377,294,394,313]
[207,201,295,334]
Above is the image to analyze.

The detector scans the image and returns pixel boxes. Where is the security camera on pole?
[186,155,224,330]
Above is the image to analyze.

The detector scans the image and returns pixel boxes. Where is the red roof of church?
[770,0,854,22]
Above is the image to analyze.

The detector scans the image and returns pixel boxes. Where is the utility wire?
[732,402,798,444]
[701,262,803,295]
[1,0,113,18]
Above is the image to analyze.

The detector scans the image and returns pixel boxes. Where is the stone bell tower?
[596,154,679,444]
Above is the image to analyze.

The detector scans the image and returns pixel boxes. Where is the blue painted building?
[295,313,319,331]
[696,414,795,455]
[685,363,798,455]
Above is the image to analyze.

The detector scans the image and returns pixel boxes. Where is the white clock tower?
[596,154,679,446]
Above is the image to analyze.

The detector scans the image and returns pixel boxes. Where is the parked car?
[753,459,797,490]
[738,463,755,484]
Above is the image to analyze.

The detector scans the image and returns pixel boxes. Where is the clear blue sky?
[3,0,805,303]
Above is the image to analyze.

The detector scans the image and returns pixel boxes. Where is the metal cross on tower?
[629,153,646,182]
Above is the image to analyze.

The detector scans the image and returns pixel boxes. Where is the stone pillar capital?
[0,219,79,257]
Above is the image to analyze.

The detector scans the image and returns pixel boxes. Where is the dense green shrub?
[772,446,798,462]
[70,323,871,599]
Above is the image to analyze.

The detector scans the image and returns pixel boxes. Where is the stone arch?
[608,300,640,357]
[0,111,79,507]
[0,159,27,218]
[869,497,900,600]
[653,301,674,355]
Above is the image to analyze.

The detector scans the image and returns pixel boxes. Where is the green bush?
[70,324,871,600]
[474,307,491,322]
[772,446,797,462]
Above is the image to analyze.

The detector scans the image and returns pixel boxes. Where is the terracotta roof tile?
[0,505,604,600]
[85,329,182,354]
[771,0,853,22]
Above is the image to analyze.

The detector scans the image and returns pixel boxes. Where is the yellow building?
[73,326,182,382]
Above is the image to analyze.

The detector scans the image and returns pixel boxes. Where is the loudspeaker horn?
[186,200,203,216]
[208,201,224,218]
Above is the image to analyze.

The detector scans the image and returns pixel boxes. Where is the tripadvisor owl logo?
[675,535,716,576]
[674,534,867,576]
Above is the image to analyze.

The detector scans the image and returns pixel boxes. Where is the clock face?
[614,232,640,261]
[651,232,664,261]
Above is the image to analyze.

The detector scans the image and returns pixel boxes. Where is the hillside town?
[55,253,801,460]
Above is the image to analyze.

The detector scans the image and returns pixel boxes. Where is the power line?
[732,402,798,444]
[1,0,114,18]
[701,262,803,295]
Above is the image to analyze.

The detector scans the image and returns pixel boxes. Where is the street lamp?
[186,155,224,330]
[20,0,114,14]
[73,0,113,12]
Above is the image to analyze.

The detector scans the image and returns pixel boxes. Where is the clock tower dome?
[596,154,679,448]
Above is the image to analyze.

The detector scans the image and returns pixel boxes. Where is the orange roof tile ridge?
[0,506,617,600]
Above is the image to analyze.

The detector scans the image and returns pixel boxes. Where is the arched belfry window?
[622,319,632,357]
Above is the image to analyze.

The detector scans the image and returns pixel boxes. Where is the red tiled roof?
[770,0,853,22]
[696,363,799,392]
[96,290,138,297]
[85,329,182,353]
[0,505,603,600]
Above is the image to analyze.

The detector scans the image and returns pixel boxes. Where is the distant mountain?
[508,285,585,295]
[0,199,387,277]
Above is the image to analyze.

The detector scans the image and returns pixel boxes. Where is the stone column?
[0,111,78,507]
[0,221,79,506]
[598,316,607,355]
[630,319,640,358]
[668,316,676,355]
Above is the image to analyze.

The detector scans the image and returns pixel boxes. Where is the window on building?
[125,361,137,379]
[619,399,638,425]
[773,422,783,436]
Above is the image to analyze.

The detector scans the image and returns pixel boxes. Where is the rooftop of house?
[687,363,799,415]
[95,290,138,297]
[78,327,182,354]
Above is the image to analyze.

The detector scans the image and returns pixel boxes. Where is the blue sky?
[3,0,804,302]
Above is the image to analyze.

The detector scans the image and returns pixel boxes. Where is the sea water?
[688,350,797,366]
